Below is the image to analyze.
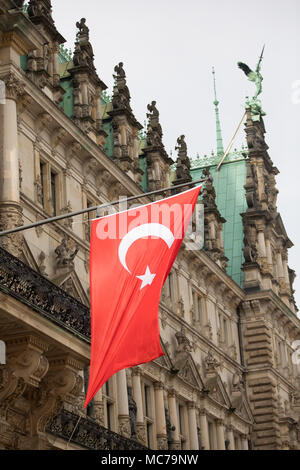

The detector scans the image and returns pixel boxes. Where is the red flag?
[84,186,201,407]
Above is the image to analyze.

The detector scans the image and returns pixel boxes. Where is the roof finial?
[212,67,224,157]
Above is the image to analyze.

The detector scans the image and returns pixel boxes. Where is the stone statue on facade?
[55,236,79,270]
[128,387,137,438]
[113,62,126,79]
[174,135,191,183]
[243,223,258,263]
[172,329,192,373]
[165,407,175,445]
[28,0,55,24]
[112,62,131,112]
[201,167,216,209]
[73,18,95,72]
[76,18,89,39]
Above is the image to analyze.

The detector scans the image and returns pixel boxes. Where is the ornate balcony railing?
[46,409,147,450]
[0,247,91,341]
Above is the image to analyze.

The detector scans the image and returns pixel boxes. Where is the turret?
[69,18,108,145]
[142,101,172,191]
[108,62,143,186]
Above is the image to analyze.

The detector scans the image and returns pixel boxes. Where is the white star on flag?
[136,266,156,290]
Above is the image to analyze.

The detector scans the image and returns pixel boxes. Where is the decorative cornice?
[0,31,30,55]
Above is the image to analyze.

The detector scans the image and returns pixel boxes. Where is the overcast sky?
[52,0,300,309]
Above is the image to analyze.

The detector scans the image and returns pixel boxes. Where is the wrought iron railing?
[0,247,90,340]
[46,409,147,450]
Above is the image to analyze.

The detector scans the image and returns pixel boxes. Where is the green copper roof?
[139,155,148,192]
[102,120,114,159]
[60,78,73,119]
[191,152,248,287]
[20,55,27,72]
[59,45,73,64]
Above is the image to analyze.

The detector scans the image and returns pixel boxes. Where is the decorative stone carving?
[172,328,192,373]
[112,62,132,113]
[243,222,258,263]
[71,18,107,134]
[136,422,146,446]
[0,248,91,339]
[46,408,146,450]
[22,358,83,448]
[173,135,192,185]
[128,387,137,439]
[55,236,79,270]
[204,350,220,375]
[146,100,163,148]
[201,168,228,269]
[74,19,95,72]
[0,205,23,257]
[1,73,25,101]
[28,0,55,24]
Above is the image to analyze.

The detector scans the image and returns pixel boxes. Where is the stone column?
[199,410,210,450]
[276,251,284,280]
[282,254,290,288]
[53,42,60,87]
[216,419,226,450]
[168,390,180,450]
[81,82,89,106]
[133,135,139,161]
[116,370,130,437]
[257,230,267,258]
[241,435,249,450]
[120,125,127,146]
[188,403,199,450]
[132,368,146,445]
[265,238,273,270]
[227,425,235,450]
[181,406,190,450]
[0,73,25,256]
[154,382,168,450]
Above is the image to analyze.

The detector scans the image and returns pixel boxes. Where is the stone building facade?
[0,0,299,451]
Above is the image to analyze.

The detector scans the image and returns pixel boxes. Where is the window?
[208,421,214,450]
[223,317,228,345]
[192,291,202,324]
[103,379,115,431]
[51,171,57,216]
[142,383,154,448]
[177,402,189,449]
[167,272,174,300]
[39,162,60,216]
[86,199,96,241]
[40,162,45,207]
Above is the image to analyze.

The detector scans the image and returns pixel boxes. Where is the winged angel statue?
[238,46,266,120]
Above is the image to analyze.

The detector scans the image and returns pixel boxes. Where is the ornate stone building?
[0,0,299,451]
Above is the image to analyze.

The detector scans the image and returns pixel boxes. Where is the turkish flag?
[84,186,201,407]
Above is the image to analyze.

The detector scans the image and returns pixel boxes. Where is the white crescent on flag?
[118,223,175,289]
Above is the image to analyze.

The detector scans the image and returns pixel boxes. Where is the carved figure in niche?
[55,236,79,269]
[127,387,137,438]
[165,407,175,444]
[243,223,257,263]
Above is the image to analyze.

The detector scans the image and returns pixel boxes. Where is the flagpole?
[0,177,210,241]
